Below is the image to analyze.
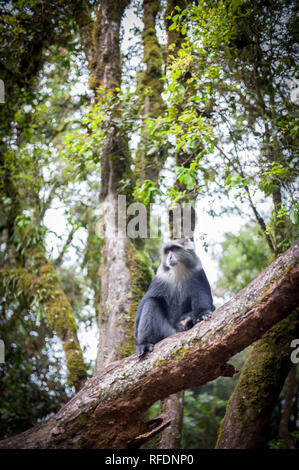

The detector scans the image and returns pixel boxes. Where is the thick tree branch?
[0,239,298,449]
[0,241,87,391]
[216,311,298,448]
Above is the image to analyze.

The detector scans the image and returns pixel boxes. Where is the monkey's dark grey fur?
[134,238,215,357]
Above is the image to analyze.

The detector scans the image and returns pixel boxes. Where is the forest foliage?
[0,0,298,448]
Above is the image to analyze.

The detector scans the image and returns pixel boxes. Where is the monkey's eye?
[164,245,181,255]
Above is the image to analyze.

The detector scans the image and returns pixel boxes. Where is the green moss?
[170,346,190,361]
[32,262,78,339]
[64,339,87,388]
[30,243,47,265]
[134,3,165,182]
[155,358,166,367]
[216,310,299,447]
[0,268,34,298]
[145,0,160,16]
[138,4,164,119]
[215,418,225,448]
[47,300,78,338]
[190,337,202,346]
[20,272,34,291]
[116,241,154,359]
[25,241,87,389]
[236,313,298,409]
[143,29,163,73]
[88,72,99,90]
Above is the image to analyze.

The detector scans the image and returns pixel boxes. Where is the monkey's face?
[164,245,181,267]
[163,238,197,271]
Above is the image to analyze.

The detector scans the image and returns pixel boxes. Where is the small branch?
[53,227,77,266]
[128,415,171,448]
[39,182,59,221]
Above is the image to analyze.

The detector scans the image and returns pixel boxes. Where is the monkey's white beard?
[158,262,190,284]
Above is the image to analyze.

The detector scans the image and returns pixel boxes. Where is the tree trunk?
[158,391,184,448]
[73,0,165,375]
[0,239,297,449]
[0,3,87,390]
[216,311,299,449]
[279,365,297,449]
[135,0,165,183]
[158,0,190,449]
[216,115,297,449]
[72,0,136,370]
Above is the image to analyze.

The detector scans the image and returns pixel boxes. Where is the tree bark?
[164,0,187,56]
[0,239,298,449]
[158,391,184,448]
[71,0,136,371]
[135,0,165,183]
[159,0,194,448]
[0,240,88,391]
[279,365,297,449]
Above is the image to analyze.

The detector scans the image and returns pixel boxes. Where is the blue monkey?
[134,238,215,357]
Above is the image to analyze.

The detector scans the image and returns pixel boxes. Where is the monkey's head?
[160,238,199,274]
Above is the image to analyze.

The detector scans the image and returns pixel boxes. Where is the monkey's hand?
[200,310,213,321]
[136,343,154,358]
[178,313,196,331]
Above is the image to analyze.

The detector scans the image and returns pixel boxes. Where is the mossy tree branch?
[27,242,87,390]
[159,0,195,448]
[216,311,299,449]
[0,239,298,449]
[1,238,87,391]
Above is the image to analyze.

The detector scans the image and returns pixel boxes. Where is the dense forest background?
[0,0,298,449]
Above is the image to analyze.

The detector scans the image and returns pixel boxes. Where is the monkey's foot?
[179,316,194,330]
[136,343,154,358]
[202,312,212,321]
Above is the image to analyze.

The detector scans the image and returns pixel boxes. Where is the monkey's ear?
[183,238,195,250]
